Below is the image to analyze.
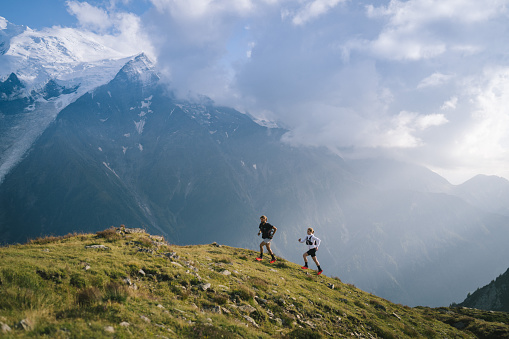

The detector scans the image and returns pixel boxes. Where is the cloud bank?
[63,0,509,184]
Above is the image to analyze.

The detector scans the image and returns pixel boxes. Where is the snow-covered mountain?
[0,17,135,183]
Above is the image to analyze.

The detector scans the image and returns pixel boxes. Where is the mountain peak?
[114,53,159,86]
[0,16,28,55]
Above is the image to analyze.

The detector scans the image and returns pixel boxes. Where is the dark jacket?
[259,222,276,239]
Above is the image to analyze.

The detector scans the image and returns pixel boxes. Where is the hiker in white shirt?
[298,227,323,275]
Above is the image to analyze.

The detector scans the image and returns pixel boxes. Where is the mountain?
[0,17,132,184]
[450,175,509,217]
[3,17,509,309]
[2,227,509,338]
[3,53,509,309]
[458,268,509,312]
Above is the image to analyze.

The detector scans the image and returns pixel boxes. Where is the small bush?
[127,262,141,276]
[249,277,269,291]
[70,273,87,288]
[273,261,289,269]
[354,300,366,309]
[96,227,121,241]
[284,328,323,338]
[137,237,153,248]
[213,294,229,305]
[106,270,126,280]
[215,257,231,264]
[403,324,419,337]
[77,287,102,306]
[250,309,268,324]
[231,285,255,301]
[36,268,66,284]
[89,275,106,288]
[104,282,129,303]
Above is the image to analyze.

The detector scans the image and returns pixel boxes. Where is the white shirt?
[299,234,321,249]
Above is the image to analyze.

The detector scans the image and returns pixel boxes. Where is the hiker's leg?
[259,242,265,257]
[303,252,309,264]
[266,243,274,257]
[312,255,320,267]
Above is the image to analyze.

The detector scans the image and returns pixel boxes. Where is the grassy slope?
[0,227,508,338]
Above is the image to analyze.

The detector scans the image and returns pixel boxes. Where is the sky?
[3,0,509,184]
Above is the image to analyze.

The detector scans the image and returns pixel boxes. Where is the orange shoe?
[317,270,323,275]
[255,257,263,261]
[301,266,309,269]
[270,258,276,263]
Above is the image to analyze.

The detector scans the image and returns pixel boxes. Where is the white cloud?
[440,97,457,110]
[417,72,453,89]
[363,0,509,61]
[150,0,255,19]
[291,0,345,26]
[66,1,111,32]
[65,1,155,60]
[456,67,509,160]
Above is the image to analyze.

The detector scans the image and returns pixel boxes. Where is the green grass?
[0,227,508,338]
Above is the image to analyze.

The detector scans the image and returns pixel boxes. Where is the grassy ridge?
[0,227,508,338]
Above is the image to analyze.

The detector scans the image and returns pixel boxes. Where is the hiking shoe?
[301,266,309,269]
[255,257,263,261]
[270,258,276,263]
[317,270,323,275]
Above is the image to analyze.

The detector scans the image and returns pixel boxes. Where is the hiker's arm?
[272,226,277,236]
[314,236,321,248]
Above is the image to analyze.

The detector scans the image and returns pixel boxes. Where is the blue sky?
[3,0,509,184]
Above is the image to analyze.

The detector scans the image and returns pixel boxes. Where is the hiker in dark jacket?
[256,215,277,263]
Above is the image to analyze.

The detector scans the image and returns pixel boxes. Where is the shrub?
[104,282,129,303]
[230,285,254,301]
[36,268,66,284]
[96,227,121,241]
[274,261,289,269]
[137,237,153,248]
[213,294,229,305]
[127,262,141,276]
[77,287,102,306]
[284,328,323,339]
[70,273,87,288]
[215,257,231,264]
[250,309,268,324]
[249,277,269,291]
[403,324,419,337]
